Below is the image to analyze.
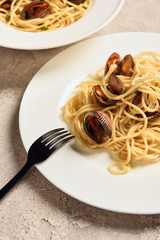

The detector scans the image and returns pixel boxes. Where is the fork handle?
[0,162,33,200]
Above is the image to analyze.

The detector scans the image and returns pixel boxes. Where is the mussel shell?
[83,111,112,144]
[93,85,116,107]
[104,52,121,76]
[0,0,12,10]
[120,54,134,76]
[109,74,126,95]
[132,92,142,105]
[21,1,50,20]
[146,110,160,121]
[68,0,86,4]
[136,110,160,121]
[107,84,115,94]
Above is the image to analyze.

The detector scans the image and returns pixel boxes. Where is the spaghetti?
[62,51,160,174]
[0,0,91,32]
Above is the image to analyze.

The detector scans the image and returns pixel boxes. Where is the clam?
[104,52,121,76]
[93,85,116,107]
[21,1,50,20]
[120,54,134,76]
[132,92,142,105]
[109,73,126,95]
[68,0,86,4]
[0,0,12,10]
[83,111,112,144]
[146,110,160,121]
[136,110,160,120]
[107,84,115,94]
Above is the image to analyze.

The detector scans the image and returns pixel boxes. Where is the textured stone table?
[1,0,160,239]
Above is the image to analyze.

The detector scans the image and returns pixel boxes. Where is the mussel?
[104,52,121,76]
[120,54,134,76]
[107,84,115,94]
[136,110,160,121]
[104,53,134,77]
[133,93,160,120]
[68,0,86,4]
[0,0,12,10]
[109,74,126,95]
[83,111,112,144]
[132,92,142,105]
[21,1,50,20]
[93,85,116,107]
[146,110,160,121]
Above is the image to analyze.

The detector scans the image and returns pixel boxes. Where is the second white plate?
[0,0,124,49]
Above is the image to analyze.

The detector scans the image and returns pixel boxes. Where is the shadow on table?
[27,167,160,232]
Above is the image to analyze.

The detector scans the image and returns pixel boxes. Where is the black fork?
[0,128,74,200]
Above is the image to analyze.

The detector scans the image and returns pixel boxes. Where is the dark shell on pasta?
[109,73,126,95]
[83,111,112,144]
[104,52,121,76]
[68,0,86,5]
[132,92,142,105]
[136,110,160,121]
[93,85,116,107]
[21,1,50,20]
[120,54,134,76]
[0,0,12,10]
[104,52,134,77]
[146,110,160,121]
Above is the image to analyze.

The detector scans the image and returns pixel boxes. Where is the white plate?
[19,32,160,214]
[0,0,124,50]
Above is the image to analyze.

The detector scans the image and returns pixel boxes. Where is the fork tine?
[34,128,64,145]
[47,135,75,154]
[42,130,68,145]
[46,132,73,149]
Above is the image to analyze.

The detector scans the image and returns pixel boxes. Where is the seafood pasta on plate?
[19,33,160,214]
[0,0,91,32]
[0,0,125,49]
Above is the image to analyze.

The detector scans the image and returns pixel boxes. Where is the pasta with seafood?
[0,0,91,32]
[62,51,160,174]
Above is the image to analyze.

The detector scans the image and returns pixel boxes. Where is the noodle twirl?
[62,51,160,174]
